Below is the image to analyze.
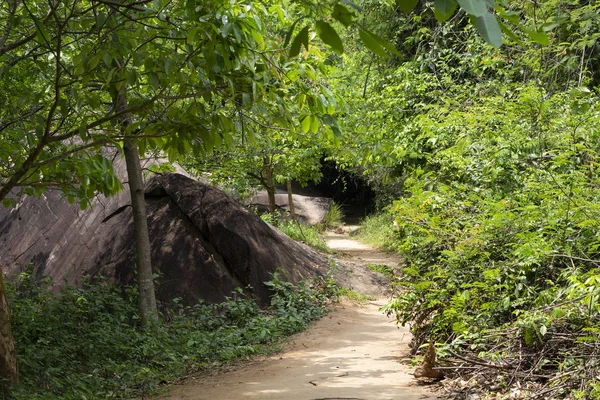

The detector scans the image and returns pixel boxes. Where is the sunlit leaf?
[316,21,344,55]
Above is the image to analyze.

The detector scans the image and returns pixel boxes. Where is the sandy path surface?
[156,232,439,400]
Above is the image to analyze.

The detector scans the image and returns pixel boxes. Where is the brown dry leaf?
[413,342,443,379]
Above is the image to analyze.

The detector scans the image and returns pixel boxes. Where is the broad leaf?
[525,29,549,45]
[301,116,311,133]
[332,4,354,27]
[316,21,344,55]
[457,0,487,17]
[396,0,418,14]
[359,29,400,58]
[289,26,309,57]
[359,29,388,57]
[434,0,458,22]
[498,20,522,44]
[475,12,502,47]
[284,17,303,48]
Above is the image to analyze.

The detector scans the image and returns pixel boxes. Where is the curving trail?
[156,230,439,400]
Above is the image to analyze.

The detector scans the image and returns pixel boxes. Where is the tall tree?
[0,268,17,395]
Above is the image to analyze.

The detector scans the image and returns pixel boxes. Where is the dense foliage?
[6,271,337,399]
[4,0,600,398]
[332,1,600,397]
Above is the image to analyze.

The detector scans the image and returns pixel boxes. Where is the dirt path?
[157,231,439,400]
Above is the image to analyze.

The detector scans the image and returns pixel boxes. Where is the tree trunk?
[263,156,276,214]
[116,84,158,330]
[123,139,158,329]
[286,180,295,219]
[0,267,18,395]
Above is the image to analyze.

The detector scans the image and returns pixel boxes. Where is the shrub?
[261,212,330,253]
[323,201,344,229]
[6,271,337,399]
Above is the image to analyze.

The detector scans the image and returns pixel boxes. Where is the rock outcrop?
[246,191,332,225]
[0,171,327,305]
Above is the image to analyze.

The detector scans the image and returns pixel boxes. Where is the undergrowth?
[5,271,337,400]
[374,86,600,398]
[356,213,396,251]
[338,287,374,303]
[261,212,330,253]
[366,264,395,280]
[323,201,344,229]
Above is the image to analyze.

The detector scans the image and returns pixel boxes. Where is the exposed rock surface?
[0,170,328,305]
[246,191,332,225]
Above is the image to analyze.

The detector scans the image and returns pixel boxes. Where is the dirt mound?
[0,171,328,305]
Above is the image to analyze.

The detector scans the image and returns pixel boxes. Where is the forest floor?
[156,228,440,400]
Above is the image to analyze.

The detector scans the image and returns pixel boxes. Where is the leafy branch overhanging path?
[157,230,438,400]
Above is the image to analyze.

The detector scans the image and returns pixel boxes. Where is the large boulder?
[246,191,332,225]
[0,172,328,305]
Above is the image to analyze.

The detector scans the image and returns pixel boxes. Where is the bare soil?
[156,230,439,400]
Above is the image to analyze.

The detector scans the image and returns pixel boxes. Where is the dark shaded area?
[297,160,376,224]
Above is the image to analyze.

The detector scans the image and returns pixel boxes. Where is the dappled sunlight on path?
[158,301,438,400]
[157,231,438,400]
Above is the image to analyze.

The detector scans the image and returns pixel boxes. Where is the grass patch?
[261,213,330,253]
[6,271,338,399]
[323,201,343,229]
[366,264,395,280]
[338,287,374,304]
[356,212,396,250]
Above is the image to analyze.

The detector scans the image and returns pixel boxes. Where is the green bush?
[6,270,337,399]
[356,212,396,250]
[366,264,395,280]
[323,201,344,229]
[261,212,330,253]
[374,85,600,397]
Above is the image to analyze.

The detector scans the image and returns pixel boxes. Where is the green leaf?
[103,52,112,67]
[186,27,198,44]
[457,0,487,17]
[149,72,160,89]
[284,18,303,48]
[316,22,344,55]
[396,0,418,13]
[2,198,15,208]
[165,58,174,75]
[359,29,397,58]
[525,29,549,45]
[475,12,502,47]
[524,327,534,345]
[551,308,565,319]
[34,17,51,43]
[332,4,354,27]
[498,21,522,44]
[289,26,309,57]
[301,116,311,133]
[310,115,319,133]
[434,0,458,22]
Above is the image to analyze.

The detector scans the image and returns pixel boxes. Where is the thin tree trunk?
[263,156,276,214]
[0,267,18,395]
[116,84,158,330]
[286,180,295,219]
[123,139,158,329]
